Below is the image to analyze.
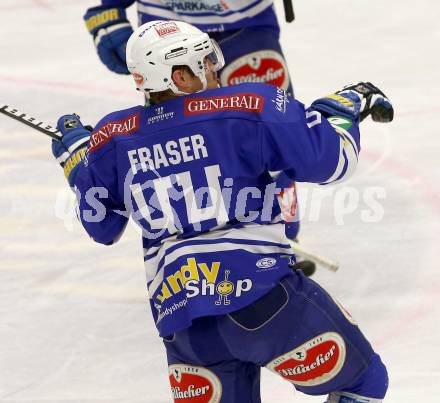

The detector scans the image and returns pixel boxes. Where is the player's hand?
[83,6,133,74]
[52,114,91,187]
[311,82,394,123]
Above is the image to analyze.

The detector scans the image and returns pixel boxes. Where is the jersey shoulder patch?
[88,106,143,154]
[183,92,264,116]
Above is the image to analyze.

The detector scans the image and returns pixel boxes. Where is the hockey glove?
[52,114,91,188]
[84,6,133,74]
[311,82,394,123]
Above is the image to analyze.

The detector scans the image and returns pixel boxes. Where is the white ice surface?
[1,0,439,402]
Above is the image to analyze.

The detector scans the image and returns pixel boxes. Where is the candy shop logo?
[266,332,346,386]
[88,113,139,154]
[213,270,233,305]
[154,258,252,306]
[169,364,222,402]
[184,94,264,115]
[185,268,252,306]
[220,50,289,90]
[155,298,187,324]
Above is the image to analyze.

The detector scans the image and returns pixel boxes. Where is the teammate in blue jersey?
[53,21,394,403]
[83,0,293,92]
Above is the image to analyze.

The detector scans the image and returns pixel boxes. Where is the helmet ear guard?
[126,20,225,95]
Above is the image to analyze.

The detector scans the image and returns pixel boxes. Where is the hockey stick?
[288,239,339,272]
[0,104,61,141]
[283,0,295,22]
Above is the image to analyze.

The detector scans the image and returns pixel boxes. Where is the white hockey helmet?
[126,20,225,94]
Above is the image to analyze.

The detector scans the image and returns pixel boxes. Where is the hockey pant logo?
[220,50,290,90]
[266,332,346,387]
[169,364,222,402]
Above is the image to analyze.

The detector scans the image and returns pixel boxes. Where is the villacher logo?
[169,364,222,402]
[220,50,289,90]
[184,93,264,115]
[266,332,346,387]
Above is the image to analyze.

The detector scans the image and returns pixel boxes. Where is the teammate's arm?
[83,1,135,74]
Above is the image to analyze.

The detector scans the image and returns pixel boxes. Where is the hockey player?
[83,0,314,274]
[83,0,319,274]
[53,21,393,402]
[83,0,293,92]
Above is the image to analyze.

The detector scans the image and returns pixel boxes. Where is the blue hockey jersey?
[102,0,279,33]
[75,83,360,336]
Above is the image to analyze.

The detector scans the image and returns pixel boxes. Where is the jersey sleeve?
[260,98,360,185]
[74,119,129,245]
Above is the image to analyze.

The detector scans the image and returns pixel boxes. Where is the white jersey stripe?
[332,123,359,157]
[67,138,88,154]
[322,123,359,185]
[144,243,165,258]
[144,223,289,288]
[148,241,289,297]
[137,0,273,25]
[321,140,346,185]
[56,151,70,164]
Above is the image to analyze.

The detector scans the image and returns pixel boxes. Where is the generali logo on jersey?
[155,21,180,37]
[88,113,139,154]
[266,332,346,387]
[184,93,264,115]
[169,364,222,402]
[220,50,289,90]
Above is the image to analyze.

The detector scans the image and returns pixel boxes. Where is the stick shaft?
[283,0,295,22]
[288,240,339,272]
[0,104,61,141]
